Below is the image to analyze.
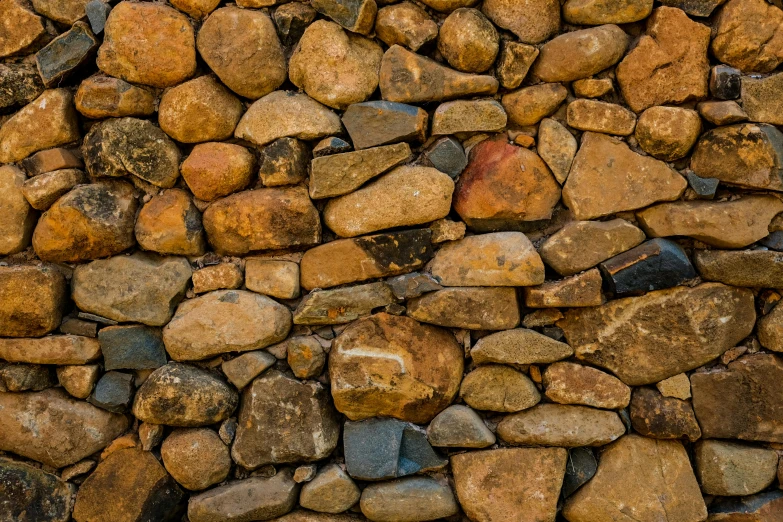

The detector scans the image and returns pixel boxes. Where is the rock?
[300,464,360,514]
[290,21,382,110]
[73,253,191,326]
[523,309,564,328]
[407,287,520,330]
[637,195,783,248]
[708,491,783,521]
[0,364,55,392]
[310,143,410,199]
[161,428,230,491]
[73,448,182,522]
[375,2,437,52]
[430,218,466,243]
[496,41,538,90]
[659,0,725,16]
[695,440,778,496]
[74,75,155,119]
[430,232,544,287]
[532,25,629,83]
[437,8,498,73]
[0,90,80,164]
[31,0,89,24]
[323,166,453,237]
[563,435,707,522]
[135,189,205,256]
[35,22,98,87]
[245,259,300,300]
[85,0,111,33]
[88,371,134,413]
[273,2,316,46]
[0,457,75,522]
[0,63,44,113]
[427,405,495,448]
[83,117,181,188]
[330,313,463,423]
[133,363,238,427]
[342,100,427,150]
[454,139,561,226]
[0,0,47,58]
[193,264,243,294]
[0,265,65,339]
[452,448,567,522]
[481,0,559,44]
[158,76,242,144]
[694,249,783,288]
[537,118,577,184]
[387,272,442,299]
[692,353,783,442]
[181,143,254,202]
[170,0,218,18]
[711,64,742,100]
[360,477,458,522]
[313,137,351,157]
[524,269,604,307]
[712,0,783,73]
[203,187,320,255]
[139,422,164,451]
[742,73,783,125]
[563,0,653,24]
[294,283,396,325]
[287,336,326,379]
[559,283,755,385]
[33,181,138,263]
[460,365,540,412]
[431,99,506,135]
[573,77,614,98]
[0,388,128,468]
[99,325,166,371]
[235,91,341,147]
[498,403,626,447]
[187,470,299,522]
[629,387,701,441]
[301,229,432,290]
[311,0,377,34]
[562,447,597,499]
[0,335,100,365]
[544,361,630,409]
[197,7,286,99]
[471,328,573,365]
[97,2,195,88]
[759,303,783,352]
[656,373,691,400]
[257,138,309,187]
[566,99,635,136]
[22,168,87,211]
[599,238,696,296]
[379,45,498,103]
[420,137,467,178]
[57,364,99,399]
[221,350,276,389]
[634,105,701,161]
[564,132,686,219]
[501,83,567,126]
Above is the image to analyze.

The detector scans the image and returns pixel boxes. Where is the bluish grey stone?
[86,0,112,34]
[88,371,134,413]
[686,171,719,199]
[35,22,98,87]
[420,137,467,179]
[562,447,597,498]
[98,324,167,371]
[762,231,783,251]
[599,238,696,296]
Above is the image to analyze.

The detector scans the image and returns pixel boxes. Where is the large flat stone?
[293,282,396,325]
[0,335,100,365]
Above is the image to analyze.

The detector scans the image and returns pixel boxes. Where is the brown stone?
[33,180,138,263]
[630,387,701,441]
[0,265,66,338]
[496,41,538,89]
[659,0,726,16]
[616,7,710,112]
[460,365,540,412]
[454,138,561,226]
[742,72,783,125]
[181,143,254,202]
[31,0,89,24]
[573,77,614,98]
[567,99,636,136]
[97,2,195,88]
[431,99,506,135]
[0,335,100,365]
[430,218,466,243]
[311,0,377,34]
[375,2,437,52]
[56,364,99,399]
[293,283,396,325]
[544,361,631,409]
[524,269,604,308]
[407,287,520,330]
[537,118,577,184]
[419,0,478,11]
[0,62,44,113]
[637,195,783,248]
[712,0,783,73]
[257,138,309,188]
[563,435,707,522]
[197,7,286,100]
[161,428,230,491]
[452,448,567,522]
[300,464,361,514]
[694,249,783,288]
[695,440,778,496]
[656,373,691,400]
[559,283,755,385]
[759,302,783,352]
[471,328,572,365]
[635,105,701,161]
[532,25,629,83]
[135,189,206,256]
[564,0,653,24]
[438,8,498,73]
[427,405,496,448]
[287,336,326,379]
[379,45,498,103]
[360,477,459,522]
[245,259,300,299]
[0,0,47,58]
[158,75,243,144]
[563,132,687,220]
[192,263,243,294]
[522,308,563,328]
[203,187,321,255]
[341,100,427,150]
[501,83,567,126]
[21,148,81,176]
[221,350,275,389]
[22,168,87,211]
[481,0,559,44]
[330,313,463,423]
[75,75,155,119]
[498,404,626,447]
[0,166,35,255]
[170,0,219,18]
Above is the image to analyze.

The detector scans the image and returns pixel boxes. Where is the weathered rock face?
[0,458,75,522]
[0,265,65,338]
[470,328,573,365]
[532,25,629,83]
[161,428,231,491]
[0,0,47,58]
[498,404,626,447]
[74,75,156,119]
[431,98,506,135]
[559,283,756,385]
[438,8,499,74]
[695,440,778,497]
[376,2,437,52]
[460,365,540,412]
[360,477,459,522]
[694,249,783,288]
[544,361,631,409]
[567,99,636,136]
[635,105,701,160]
[330,313,463,423]
[294,282,395,325]
[712,0,783,73]
[630,387,701,441]
[481,0,559,44]
[342,101,427,150]
[181,142,254,202]
[501,83,567,126]
[35,22,99,87]
[0,335,100,365]
[742,72,783,125]
[524,268,604,307]
[407,287,520,330]
[564,0,653,24]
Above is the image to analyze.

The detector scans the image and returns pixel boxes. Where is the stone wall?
[2,0,783,520]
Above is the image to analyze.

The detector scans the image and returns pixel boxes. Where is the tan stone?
[0,166,35,255]
[544,361,631,409]
[481,0,559,44]
[97,2,195,88]
[635,105,701,161]
[524,268,604,308]
[330,313,463,423]
[564,0,653,24]
[375,2,437,52]
[419,0,478,11]
[158,76,243,144]
[287,336,325,379]
[697,100,747,125]
[0,335,100,365]
[501,83,567,126]
[452,448,567,522]
[161,428,230,491]
[712,0,783,73]
[135,189,206,256]
[75,75,156,119]
[498,404,625,447]
[431,99,506,135]
[759,303,783,352]
[323,166,453,237]
[471,328,573,365]
[656,373,691,400]
[438,8,498,73]
[430,219,466,243]
[30,0,89,24]
[197,7,286,99]
[694,249,783,288]
[0,0,47,58]
[637,195,783,248]
[22,168,87,211]
[573,77,614,98]
[170,0,219,18]
[57,364,99,399]
[533,25,629,83]
[245,259,300,299]
[742,72,783,125]
[496,41,538,89]
[460,365,540,412]
[537,118,577,184]
[522,308,563,328]
[695,440,779,496]
[559,283,756,385]
[360,477,458,522]
[181,142,254,202]
[300,464,360,514]
[0,265,66,338]
[427,405,496,448]
[294,282,396,325]
[192,263,243,294]
[407,287,520,330]
[567,99,636,136]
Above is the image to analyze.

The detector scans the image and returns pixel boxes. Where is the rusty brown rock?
[180,143,255,202]
[630,387,701,441]
[419,0,478,11]
[635,105,701,161]
[0,336,100,365]
[375,2,437,52]
[22,168,87,211]
[712,0,783,73]
[170,0,219,18]
[311,0,377,35]
[293,282,395,325]
[501,83,567,126]
[135,189,206,256]
[0,166,36,255]
[460,365,540,412]
[0,0,47,58]
[544,361,631,409]
[481,0,560,44]
[0,265,66,338]
[407,287,520,330]
[532,25,629,83]
[438,8,498,74]
[161,428,231,491]
[21,148,81,176]
[566,99,636,136]
[759,302,783,352]
[192,263,243,294]
[498,404,626,447]
[742,72,783,125]
[524,268,604,308]
[496,41,538,89]
[563,0,653,24]
[471,328,572,365]
[74,75,154,119]
[573,77,614,98]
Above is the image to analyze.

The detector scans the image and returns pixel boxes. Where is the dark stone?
[312,136,352,158]
[0,457,75,522]
[562,447,597,499]
[59,317,98,337]
[35,22,98,87]
[89,371,135,413]
[99,324,167,371]
[343,417,447,481]
[311,0,375,34]
[0,364,55,392]
[86,0,112,34]
[630,387,701,442]
[599,238,696,296]
[660,0,726,17]
[0,63,44,114]
[387,272,443,300]
[356,229,434,273]
[762,231,783,251]
[686,171,719,199]
[420,137,467,179]
[257,137,310,187]
[708,490,783,521]
[273,2,316,47]
[342,100,427,150]
[710,64,741,100]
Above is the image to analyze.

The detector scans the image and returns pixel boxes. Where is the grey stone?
[686,171,719,199]
[562,447,597,499]
[88,371,135,413]
[599,238,696,296]
[99,324,167,371]
[0,457,75,522]
[708,490,783,521]
[273,2,317,47]
[762,231,783,251]
[387,272,443,300]
[313,136,352,157]
[86,0,111,34]
[426,405,496,448]
[710,64,741,100]
[35,22,98,87]
[342,101,427,150]
[293,282,396,325]
[360,477,459,522]
[419,137,467,178]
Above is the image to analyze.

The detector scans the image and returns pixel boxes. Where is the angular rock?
[427,405,495,448]
[0,265,65,339]
[31,0,89,24]
[616,7,710,112]
[559,283,755,385]
[420,137,466,178]
[99,325,167,371]
[742,72,783,125]
[659,0,725,16]
[563,132,687,220]
[300,464,360,514]
[135,189,205,256]
[85,0,111,33]
[562,447,597,499]
[0,63,44,113]
[161,428,230,491]
[694,249,783,288]
[408,287,520,330]
[330,313,463,423]
[630,387,701,441]
[287,336,326,379]
[0,335,100,365]
[72,253,192,326]
[460,365,540,412]
[599,238,696,296]
[567,99,636,136]
[375,2,437,52]
[341,102,426,152]
[695,440,778,497]
[471,328,573,365]
[22,168,87,211]
[431,98,506,135]
[711,64,741,99]
[192,263,243,294]
[181,142,254,202]
[387,272,442,300]
[313,137,351,157]
[712,0,783,73]
[35,22,98,87]
[0,457,75,522]
[0,364,55,392]
[537,118,577,184]
[544,361,631,409]
[88,370,134,413]
[524,269,604,308]
[498,403,626,447]
[635,105,701,161]
[244,259,300,299]
[360,477,458,522]
[481,0,559,44]
[563,0,653,24]
[708,490,783,521]
[74,75,155,119]
[496,41,538,90]
[258,138,309,187]
[532,25,629,83]
[273,2,316,46]
[56,364,99,399]
[379,45,498,103]
[501,83,567,126]
[221,350,276,389]
[438,8,498,73]
[573,77,614,97]
[311,0,377,35]
[759,302,783,352]
[429,218,465,243]
[636,195,783,248]
[0,0,47,58]
[294,283,396,325]
[133,363,238,427]
[657,373,691,400]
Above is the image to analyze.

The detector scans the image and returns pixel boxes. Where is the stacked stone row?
[2,0,783,520]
